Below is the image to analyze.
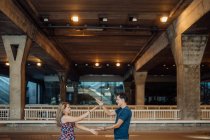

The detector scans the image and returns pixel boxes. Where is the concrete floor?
[0,131,210,140]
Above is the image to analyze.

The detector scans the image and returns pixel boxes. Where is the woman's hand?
[95,98,104,106]
[89,129,98,135]
[95,127,105,131]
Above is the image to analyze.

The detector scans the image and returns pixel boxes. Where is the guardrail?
[24,109,180,120]
[201,110,210,120]
[0,109,9,120]
[1,105,210,120]
[24,104,178,110]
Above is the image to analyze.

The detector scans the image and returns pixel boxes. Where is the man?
[95,93,132,140]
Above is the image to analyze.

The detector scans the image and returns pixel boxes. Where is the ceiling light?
[75,64,78,67]
[160,16,168,23]
[72,16,79,22]
[5,62,9,66]
[116,63,121,67]
[99,17,108,22]
[106,64,110,67]
[37,62,42,67]
[43,17,49,22]
[85,64,88,66]
[127,64,131,67]
[129,17,138,22]
[163,64,166,67]
[95,62,100,67]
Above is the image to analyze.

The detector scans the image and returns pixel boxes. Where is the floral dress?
[59,122,76,140]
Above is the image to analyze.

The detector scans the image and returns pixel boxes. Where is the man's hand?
[95,127,105,131]
[95,98,104,106]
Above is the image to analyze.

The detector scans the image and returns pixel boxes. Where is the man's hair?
[117,93,128,103]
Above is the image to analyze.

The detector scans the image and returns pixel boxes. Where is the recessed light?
[75,64,78,66]
[160,16,168,23]
[163,64,166,67]
[5,62,9,66]
[99,17,108,22]
[85,64,88,66]
[116,63,121,67]
[95,62,100,67]
[106,64,110,67]
[43,17,49,22]
[37,62,42,67]
[72,16,79,22]
[129,17,137,22]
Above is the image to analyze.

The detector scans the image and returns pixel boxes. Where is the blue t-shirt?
[114,106,132,139]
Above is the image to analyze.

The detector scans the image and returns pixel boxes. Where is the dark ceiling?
[3,0,210,81]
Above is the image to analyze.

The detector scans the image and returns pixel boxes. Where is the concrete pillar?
[73,82,78,104]
[58,72,68,102]
[172,35,208,120]
[123,82,132,105]
[134,72,147,105]
[2,35,32,120]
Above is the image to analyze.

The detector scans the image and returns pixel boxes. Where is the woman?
[56,102,98,140]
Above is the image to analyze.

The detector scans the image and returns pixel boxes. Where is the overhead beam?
[135,0,210,71]
[53,29,152,37]
[135,32,169,71]
[168,0,210,37]
[0,0,69,70]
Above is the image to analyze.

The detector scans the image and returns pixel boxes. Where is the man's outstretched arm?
[95,98,116,116]
[96,119,124,131]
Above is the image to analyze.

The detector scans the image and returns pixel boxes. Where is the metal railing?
[0,109,9,120]
[201,110,210,120]
[24,104,177,110]
[1,105,210,120]
[24,109,180,120]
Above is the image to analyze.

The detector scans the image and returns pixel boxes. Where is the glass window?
[78,82,124,105]
[0,76,9,104]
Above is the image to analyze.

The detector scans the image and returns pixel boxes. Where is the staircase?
[0,77,9,104]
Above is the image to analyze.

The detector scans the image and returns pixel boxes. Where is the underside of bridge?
[0,0,210,120]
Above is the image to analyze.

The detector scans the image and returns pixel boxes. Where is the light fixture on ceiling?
[129,16,138,22]
[71,16,79,22]
[43,17,49,22]
[37,62,42,67]
[95,62,100,67]
[116,62,121,67]
[106,64,110,67]
[99,17,108,22]
[160,16,168,23]
[85,64,89,66]
[5,62,9,66]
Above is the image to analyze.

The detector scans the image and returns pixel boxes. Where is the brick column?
[134,72,147,105]
[171,34,208,120]
[2,35,32,120]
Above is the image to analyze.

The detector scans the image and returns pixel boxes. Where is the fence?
[0,105,210,120]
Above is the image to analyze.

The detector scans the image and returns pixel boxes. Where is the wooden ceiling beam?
[0,0,70,70]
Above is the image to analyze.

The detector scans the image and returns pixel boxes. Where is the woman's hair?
[56,102,69,127]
